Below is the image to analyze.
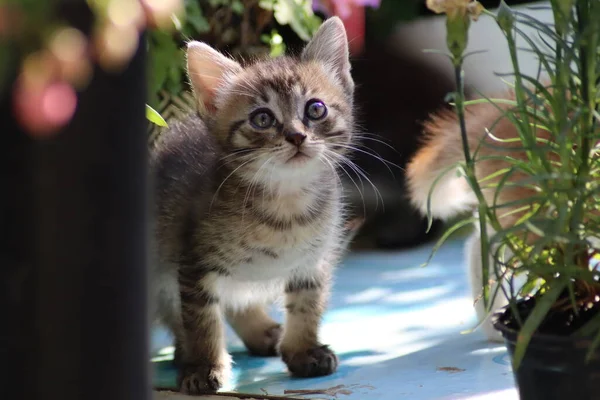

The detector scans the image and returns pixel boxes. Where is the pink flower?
[313,0,381,19]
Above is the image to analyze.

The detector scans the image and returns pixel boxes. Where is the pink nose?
[285,132,306,147]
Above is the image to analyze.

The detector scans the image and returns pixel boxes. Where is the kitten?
[406,91,538,342]
[149,17,355,394]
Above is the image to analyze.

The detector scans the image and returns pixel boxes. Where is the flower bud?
[446,12,470,63]
[496,0,515,35]
[425,0,484,62]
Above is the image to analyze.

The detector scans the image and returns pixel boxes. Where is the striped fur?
[149,17,355,394]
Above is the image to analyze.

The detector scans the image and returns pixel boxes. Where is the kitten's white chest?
[233,245,323,281]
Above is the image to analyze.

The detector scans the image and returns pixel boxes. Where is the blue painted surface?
[152,239,518,399]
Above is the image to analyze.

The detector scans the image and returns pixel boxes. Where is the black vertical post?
[0,5,150,400]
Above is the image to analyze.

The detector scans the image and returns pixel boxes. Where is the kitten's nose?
[284,132,307,147]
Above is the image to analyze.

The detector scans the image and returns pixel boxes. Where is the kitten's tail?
[406,109,479,220]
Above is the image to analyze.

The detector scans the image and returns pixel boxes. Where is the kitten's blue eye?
[305,99,327,121]
[249,109,275,129]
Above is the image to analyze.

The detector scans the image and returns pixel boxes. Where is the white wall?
[388,2,554,94]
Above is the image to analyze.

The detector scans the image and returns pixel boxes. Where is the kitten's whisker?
[210,156,261,213]
[241,156,274,223]
[326,150,384,212]
[352,135,399,153]
[354,144,402,178]
[218,150,256,167]
[220,149,253,160]
[218,148,263,166]
[322,151,367,216]
[343,157,385,212]
[267,152,282,204]
[325,153,366,213]
[353,131,390,142]
[330,143,404,176]
[325,149,366,192]
[319,154,344,189]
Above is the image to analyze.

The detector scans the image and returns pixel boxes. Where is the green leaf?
[577,309,600,362]
[184,0,210,34]
[270,0,321,41]
[147,29,186,100]
[231,0,244,15]
[421,217,476,268]
[586,331,600,363]
[424,162,464,232]
[146,105,168,127]
[462,98,518,107]
[512,281,566,370]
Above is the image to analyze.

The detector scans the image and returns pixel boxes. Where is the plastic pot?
[493,317,600,400]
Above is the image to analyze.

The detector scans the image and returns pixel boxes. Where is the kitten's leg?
[466,233,505,342]
[226,305,282,357]
[176,269,231,394]
[279,268,338,377]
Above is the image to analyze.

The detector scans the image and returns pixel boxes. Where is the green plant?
[146,0,322,108]
[426,0,600,369]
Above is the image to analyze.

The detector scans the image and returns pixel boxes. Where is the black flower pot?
[494,317,600,400]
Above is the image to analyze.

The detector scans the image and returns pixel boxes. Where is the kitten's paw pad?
[247,324,282,357]
[177,364,227,395]
[282,345,338,377]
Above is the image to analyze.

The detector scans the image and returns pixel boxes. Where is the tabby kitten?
[150,17,355,394]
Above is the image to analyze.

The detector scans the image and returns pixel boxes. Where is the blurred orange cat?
[406,90,556,341]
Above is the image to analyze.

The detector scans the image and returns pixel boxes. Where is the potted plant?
[409,0,600,398]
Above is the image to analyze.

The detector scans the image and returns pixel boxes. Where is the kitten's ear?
[301,17,353,95]
[186,41,242,117]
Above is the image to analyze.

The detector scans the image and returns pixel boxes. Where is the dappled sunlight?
[344,287,393,303]
[341,340,442,367]
[344,284,456,305]
[453,388,518,400]
[383,284,455,304]
[379,264,447,282]
[152,240,516,398]
[469,346,507,357]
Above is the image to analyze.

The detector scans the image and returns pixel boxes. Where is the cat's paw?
[177,362,230,395]
[246,324,282,357]
[281,344,338,377]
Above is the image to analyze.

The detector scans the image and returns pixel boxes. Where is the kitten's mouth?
[286,151,311,164]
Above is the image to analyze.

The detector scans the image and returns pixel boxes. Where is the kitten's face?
[214,59,353,174]
[186,17,354,185]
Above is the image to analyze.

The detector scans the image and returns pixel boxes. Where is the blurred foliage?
[147,0,321,107]
[366,0,546,42]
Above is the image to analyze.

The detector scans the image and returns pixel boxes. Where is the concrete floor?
[151,239,517,400]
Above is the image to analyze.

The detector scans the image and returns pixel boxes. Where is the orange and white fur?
[406,93,540,341]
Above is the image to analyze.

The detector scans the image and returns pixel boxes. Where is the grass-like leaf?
[424,162,464,232]
[420,217,476,268]
[146,104,168,127]
[586,330,600,363]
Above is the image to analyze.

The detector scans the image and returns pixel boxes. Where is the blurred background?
[0,1,551,399]
[1,0,549,253]
[141,0,545,250]
[139,0,544,252]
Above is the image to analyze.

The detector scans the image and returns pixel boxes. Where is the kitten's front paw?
[281,345,338,377]
[177,362,229,395]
